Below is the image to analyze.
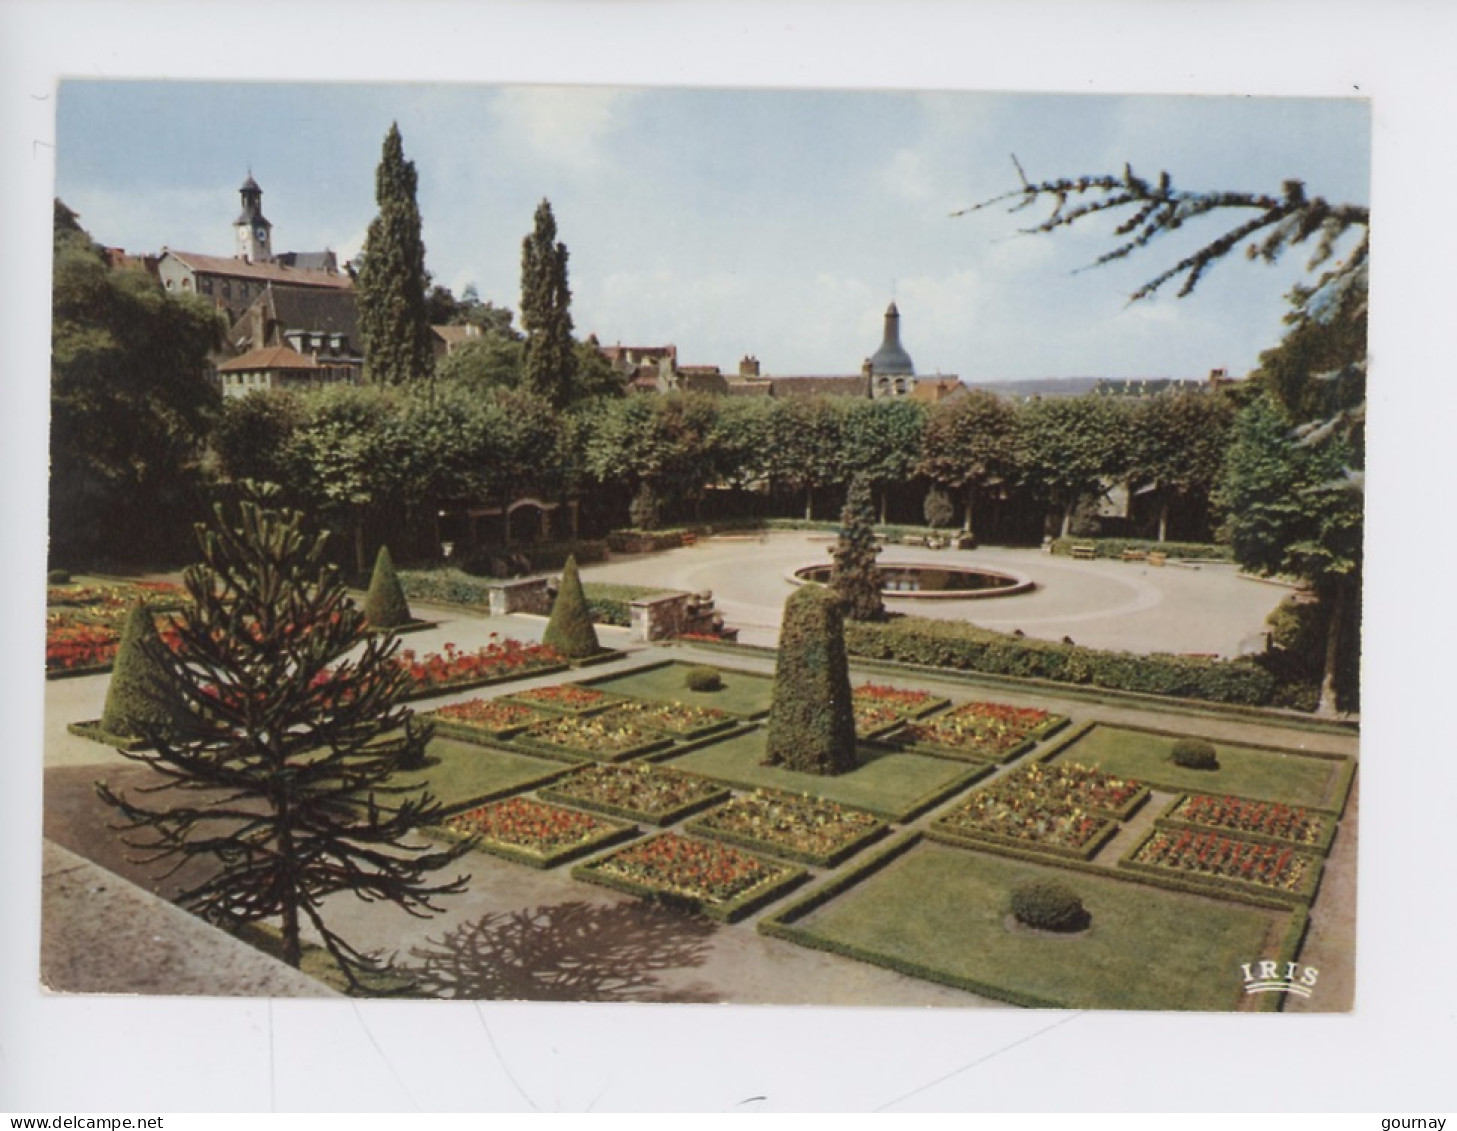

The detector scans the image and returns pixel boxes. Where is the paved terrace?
[578,531,1293,656]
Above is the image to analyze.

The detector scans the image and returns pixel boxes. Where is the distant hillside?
[963,376,1109,398]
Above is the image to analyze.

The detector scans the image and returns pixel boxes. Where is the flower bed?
[441,796,635,869]
[686,788,887,867]
[852,683,950,738]
[505,683,620,715]
[45,610,184,676]
[512,705,676,763]
[1161,794,1334,851]
[927,762,1145,860]
[395,639,567,698]
[890,701,1068,763]
[47,580,187,611]
[539,762,730,825]
[573,832,806,922]
[605,698,737,739]
[930,795,1118,861]
[426,697,553,743]
[1121,826,1322,902]
[1018,762,1149,820]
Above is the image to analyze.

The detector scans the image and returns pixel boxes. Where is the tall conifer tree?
[520,199,577,409]
[357,124,434,387]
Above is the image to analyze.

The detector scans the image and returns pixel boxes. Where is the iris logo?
[1241,959,1318,998]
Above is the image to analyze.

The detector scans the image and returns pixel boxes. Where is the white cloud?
[490,86,638,173]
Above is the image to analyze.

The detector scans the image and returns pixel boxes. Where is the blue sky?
[55,83,1369,382]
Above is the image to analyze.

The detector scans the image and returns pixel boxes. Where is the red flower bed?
[587,832,782,905]
[432,697,549,733]
[511,683,613,712]
[45,621,120,671]
[1019,762,1145,816]
[394,638,564,694]
[898,700,1057,758]
[1130,828,1316,895]
[852,683,944,736]
[445,796,611,854]
[1168,794,1328,846]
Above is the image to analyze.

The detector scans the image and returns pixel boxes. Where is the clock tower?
[234,173,273,263]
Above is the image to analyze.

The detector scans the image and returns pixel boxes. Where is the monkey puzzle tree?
[96,490,470,988]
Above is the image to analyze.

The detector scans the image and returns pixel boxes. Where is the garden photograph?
[10,3,1450,1114]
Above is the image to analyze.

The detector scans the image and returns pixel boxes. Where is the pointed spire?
[868,301,914,375]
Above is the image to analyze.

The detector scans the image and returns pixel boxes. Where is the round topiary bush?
[1170,737,1220,771]
[47,569,72,585]
[1010,879,1089,933]
[685,665,723,692]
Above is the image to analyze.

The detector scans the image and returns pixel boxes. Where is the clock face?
[255,227,268,243]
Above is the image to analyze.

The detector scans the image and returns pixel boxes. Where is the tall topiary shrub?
[764,585,857,775]
[101,600,187,740]
[542,555,600,658]
[363,544,412,629]
[924,485,955,531]
[830,474,886,621]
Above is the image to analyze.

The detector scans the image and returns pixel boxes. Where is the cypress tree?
[100,600,186,740]
[520,199,577,409]
[542,555,599,659]
[764,585,857,775]
[363,544,412,629]
[357,123,435,387]
[829,474,886,621]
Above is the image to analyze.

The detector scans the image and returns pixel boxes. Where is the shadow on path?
[403,900,720,1003]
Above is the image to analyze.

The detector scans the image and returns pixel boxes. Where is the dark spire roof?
[868,301,914,375]
[240,173,261,193]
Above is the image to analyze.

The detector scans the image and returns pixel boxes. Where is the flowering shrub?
[510,683,614,713]
[1168,794,1327,846]
[518,705,668,760]
[542,762,728,823]
[1129,828,1317,896]
[897,701,1062,760]
[446,797,614,855]
[394,638,564,695]
[690,789,883,865]
[431,697,550,735]
[584,832,787,906]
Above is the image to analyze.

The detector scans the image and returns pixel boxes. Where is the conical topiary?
[101,600,186,740]
[542,555,599,659]
[764,585,857,775]
[363,545,412,629]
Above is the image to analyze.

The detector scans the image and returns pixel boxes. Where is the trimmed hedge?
[542,556,600,659]
[843,616,1276,707]
[764,585,858,775]
[363,545,412,629]
[457,539,609,576]
[1049,537,1234,562]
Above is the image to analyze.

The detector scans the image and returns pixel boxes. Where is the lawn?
[785,840,1293,1011]
[1047,725,1350,810]
[582,661,775,718]
[388,736,569,813]
[658,727,988,821]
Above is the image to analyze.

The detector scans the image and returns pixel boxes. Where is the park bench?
[1147,551,1168,567]
[1071,544,1096,560]
[1121,548,1148,563]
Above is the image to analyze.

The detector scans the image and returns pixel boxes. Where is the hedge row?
[1049,537,1234,561]
[843,617,1276,706]
[457,539,609,575]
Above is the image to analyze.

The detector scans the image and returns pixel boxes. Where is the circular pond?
[790,562,1035,600]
